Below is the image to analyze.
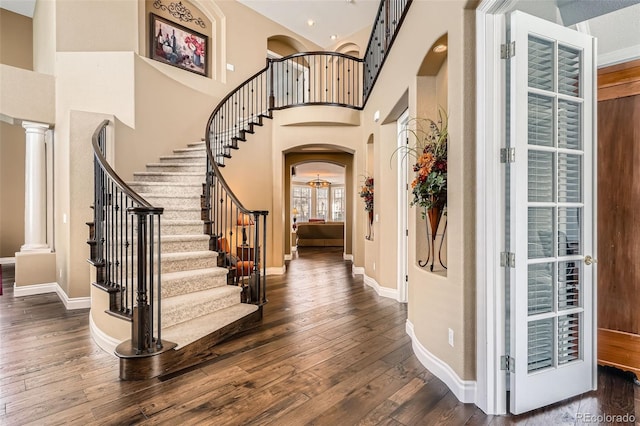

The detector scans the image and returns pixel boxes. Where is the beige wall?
[0,9,33,70]
[360,1,476,380]
[33,0,56,75]
[25,0,326,301]
[0,122,26,256]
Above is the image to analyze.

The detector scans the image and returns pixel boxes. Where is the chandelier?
[307,174,331,188]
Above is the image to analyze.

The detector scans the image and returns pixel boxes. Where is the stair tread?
[162,267,227,282]
[129,181,202,187]
[134,172,204,176]
[147,162,204,166]
[162,219,205,225]
[163,285,240,308]
[162,251,217,261]
[163,303,259,349]
[162,234,209,241]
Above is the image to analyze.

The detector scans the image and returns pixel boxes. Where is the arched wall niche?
[414,32,449,275]
[267,35,309,57]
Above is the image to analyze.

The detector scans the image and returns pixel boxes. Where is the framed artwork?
[150,13,208,76]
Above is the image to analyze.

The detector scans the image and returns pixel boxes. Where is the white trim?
[351,265,365,276]
[598,45,640,68]
[343,253,353,261]
[266,266,286,275]
[0,257,15,265]
[13,281,57,297]
[89,314,120,356]
[56,285,91,310]
[406,320,477,403]
[363,274,400,301]
[397,110,409,304]
[13,282,91,310]
[284,254,293,261]
[476,0,508,415]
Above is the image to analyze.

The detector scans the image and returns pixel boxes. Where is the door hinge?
[501,41,515,59]
[500,252,515,268]
[406,229,409,236]
[500,147,515,163]
[501,355,515,372]
[405,275,408,282]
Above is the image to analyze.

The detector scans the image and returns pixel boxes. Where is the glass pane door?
[509,10,596,415]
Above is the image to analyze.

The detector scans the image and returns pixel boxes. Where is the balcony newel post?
[268,59,275,109]
[132,210,150,355]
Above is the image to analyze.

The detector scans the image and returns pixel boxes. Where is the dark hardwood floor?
[0,248,637,425]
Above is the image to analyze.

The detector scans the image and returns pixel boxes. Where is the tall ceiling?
[238,0,379,48]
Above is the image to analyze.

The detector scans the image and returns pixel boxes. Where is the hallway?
[0,249,637,424]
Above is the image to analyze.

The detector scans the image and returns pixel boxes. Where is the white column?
[21,121,51,252]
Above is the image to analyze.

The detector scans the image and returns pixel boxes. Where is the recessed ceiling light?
[330,34,338,40]
[433,44,447,53]
[307,19,315,26]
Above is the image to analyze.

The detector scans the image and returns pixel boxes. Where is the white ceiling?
[0,0,35,17]
[238,0,379,48]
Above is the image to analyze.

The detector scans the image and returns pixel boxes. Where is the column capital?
[22,121,50,134]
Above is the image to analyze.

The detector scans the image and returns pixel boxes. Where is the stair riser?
[133,174,205,184]
[173,148,206,155]
[162,273,227,298]
[162,255,216,273]
[142,196,200,208]
[129,184,202,196]
[146,164,205,173]
[159,155,206,164]
[162,223,203,235]
[161,239,210,253]
[162,291,241,328]
[162,209,202,221]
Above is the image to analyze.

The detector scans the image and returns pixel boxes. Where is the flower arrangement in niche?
[359,176,374,213]
[409,110,448,213]
[393,108,448,271]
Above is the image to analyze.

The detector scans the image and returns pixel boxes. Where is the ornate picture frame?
[150,13,208,76]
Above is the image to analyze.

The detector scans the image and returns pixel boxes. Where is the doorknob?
[584,255,597,265]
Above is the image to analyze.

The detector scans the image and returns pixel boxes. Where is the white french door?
[508,11,597,414]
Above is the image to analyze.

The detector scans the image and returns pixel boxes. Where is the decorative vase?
[366,210,374,240]
[427,206,442,239]
[419,203,447,272]
[368,210,374,225]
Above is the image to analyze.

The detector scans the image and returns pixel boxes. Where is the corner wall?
[359,0,477,388]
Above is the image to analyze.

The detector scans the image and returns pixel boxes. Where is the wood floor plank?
[1,251,637,425]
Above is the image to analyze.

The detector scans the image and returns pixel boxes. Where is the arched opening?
[283,147,355,259]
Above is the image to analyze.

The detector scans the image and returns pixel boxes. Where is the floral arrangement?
[359,176,374,212]
[398,109,448,212]
[412,112,448,211]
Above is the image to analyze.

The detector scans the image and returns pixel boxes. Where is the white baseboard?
[56,286,91,310]
[89,314,120,356]
[363,274,400,301]
[13,282,58,297]
[13,282,91,310]
[0,257,15,265]
[343,253,353,261]
[284,254,292,261]
[352,265,365,276]
[406,320,477,404]
[266,265,286,275]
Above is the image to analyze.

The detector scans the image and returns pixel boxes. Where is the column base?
[20,244,52,253]
[15,251,57,287]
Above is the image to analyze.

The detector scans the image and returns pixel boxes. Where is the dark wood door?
[597,60,640,378]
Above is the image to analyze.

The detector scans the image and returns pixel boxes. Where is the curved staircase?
[127,140,259,352]
[89,0,413,376]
